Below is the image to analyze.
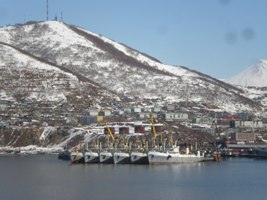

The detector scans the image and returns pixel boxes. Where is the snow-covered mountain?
[0,41,115,111]
[0,20,262,112]
[225,60,267,87]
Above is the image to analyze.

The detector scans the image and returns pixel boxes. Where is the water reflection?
[1,155,267,200]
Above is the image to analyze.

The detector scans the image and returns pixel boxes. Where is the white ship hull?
[148,151,204,164]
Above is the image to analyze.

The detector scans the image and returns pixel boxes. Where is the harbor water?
[0,155,267,200]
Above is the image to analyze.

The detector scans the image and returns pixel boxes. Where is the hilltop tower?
[46,0,49,20]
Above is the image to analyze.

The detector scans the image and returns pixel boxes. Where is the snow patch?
[39,127,57,143]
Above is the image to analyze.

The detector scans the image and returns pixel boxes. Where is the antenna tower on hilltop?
[46,0,49,21]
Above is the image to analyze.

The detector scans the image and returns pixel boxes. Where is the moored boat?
[84,151,100,163]
[130,151,148,164]
[70,151,84,164]
[113,152,131,164]
[148,147,204,164]
[99,151,114,164]
[58,150,71,161]
[255,148,267,158]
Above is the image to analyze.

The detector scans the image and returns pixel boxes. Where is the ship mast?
[150,113,157,147]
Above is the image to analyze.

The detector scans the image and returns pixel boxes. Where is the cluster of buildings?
[1,95,267,146]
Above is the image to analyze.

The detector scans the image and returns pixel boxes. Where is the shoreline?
[0,145,63,155]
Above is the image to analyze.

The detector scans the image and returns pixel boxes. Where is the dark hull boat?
[255,148,267,158]
[58,150,71,161]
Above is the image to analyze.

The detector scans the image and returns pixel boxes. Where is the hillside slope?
[0,21,262,112]
[0,41,114,111]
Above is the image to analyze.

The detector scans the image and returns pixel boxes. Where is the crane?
[149,112,157,146]
[104,121,115,142]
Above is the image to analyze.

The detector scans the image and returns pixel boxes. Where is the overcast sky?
[1,0,267,79]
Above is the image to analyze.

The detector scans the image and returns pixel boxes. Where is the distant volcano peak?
[225,59,267,87]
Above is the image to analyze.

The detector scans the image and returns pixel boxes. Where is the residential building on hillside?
[231,132,256,144]
[235,120,263,128]
[99,110,111,117]
[163,112,188,121]
[87,109,99,116]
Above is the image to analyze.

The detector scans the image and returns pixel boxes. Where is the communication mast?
[46,0,49,20]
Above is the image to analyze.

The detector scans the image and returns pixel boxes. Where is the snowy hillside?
[225,60,267,87]
[0,42,77,102]
[0,41,114,111]
[0,20,262,112]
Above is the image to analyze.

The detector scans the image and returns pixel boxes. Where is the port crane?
[104,121,115,142]
[149,112,157,146]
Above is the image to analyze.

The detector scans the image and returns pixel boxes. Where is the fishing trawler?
[148,146,204,164]
[70,150,84,164]
[70,143,85,164]
[99,151,114,163]
[130,151,148,164]
[98,122,116,163]
[113,151,131,164]
[84,151,100,163]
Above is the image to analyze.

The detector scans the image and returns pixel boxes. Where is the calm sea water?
[0,155,267,200]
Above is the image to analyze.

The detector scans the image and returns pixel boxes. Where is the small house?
[123,107,132,113]
[99,110,111,117]
[132,107,142,113]
[87,109,99,117]
[152,107,161,113]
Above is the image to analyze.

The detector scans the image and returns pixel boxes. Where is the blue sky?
[1,0,267,79]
